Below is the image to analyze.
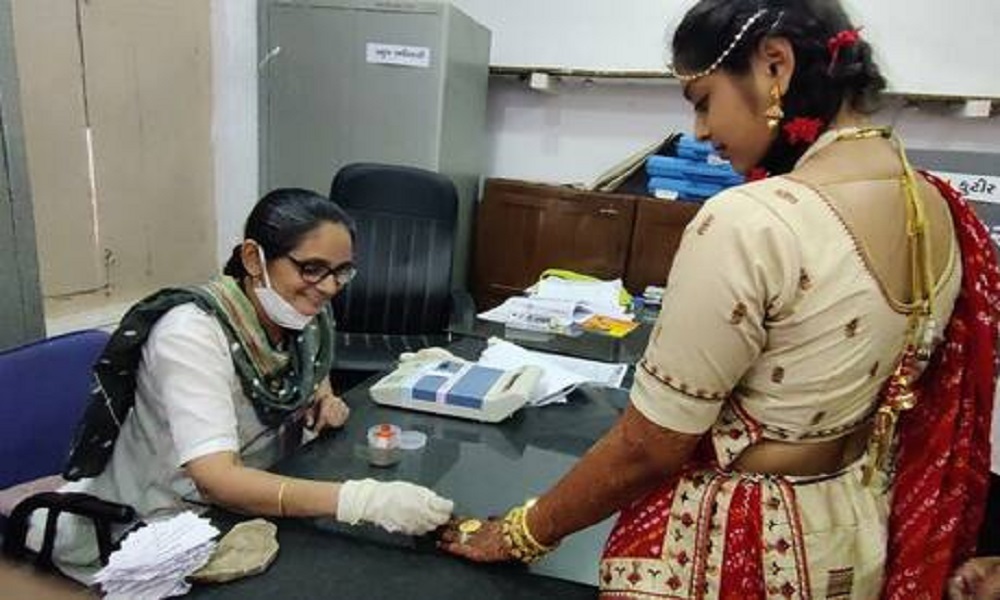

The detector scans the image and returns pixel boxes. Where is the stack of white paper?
[479,338,628,406]
[95,511,219,600]
[477,278,633,332]
[535,278,632,321]
[477,296,583,330]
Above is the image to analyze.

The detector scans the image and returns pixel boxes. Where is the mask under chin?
[255,285,314,331]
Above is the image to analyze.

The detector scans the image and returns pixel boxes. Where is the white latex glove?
[336,479,453,535]
[398,347,458,364]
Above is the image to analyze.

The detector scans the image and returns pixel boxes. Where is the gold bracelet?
[277,481,289,517]
[520,498,555,553]
[501,499,557,563]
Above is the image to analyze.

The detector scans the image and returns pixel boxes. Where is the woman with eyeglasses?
[29,188,453,580]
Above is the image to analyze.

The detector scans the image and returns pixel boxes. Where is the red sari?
[881,173,1000,599]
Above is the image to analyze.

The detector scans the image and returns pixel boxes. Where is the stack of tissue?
[646,135,743,201]
[94,512,219,600]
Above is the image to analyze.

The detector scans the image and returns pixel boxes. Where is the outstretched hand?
[438,516,516,563]
[949,557,1000,600]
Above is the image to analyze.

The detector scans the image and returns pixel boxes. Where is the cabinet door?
[540,194,634,279]
[473,184,545,308]
[473,179,635,310]
[624,197,700,294]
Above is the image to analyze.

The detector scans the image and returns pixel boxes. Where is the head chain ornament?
[671,8,785,82]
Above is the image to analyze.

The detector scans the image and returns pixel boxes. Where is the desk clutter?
[369,341,628,422]
[478,272,636,337]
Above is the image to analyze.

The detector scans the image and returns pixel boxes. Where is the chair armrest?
[3,492,136,570]
[448,290,477,333]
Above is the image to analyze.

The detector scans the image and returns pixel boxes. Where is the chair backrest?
[0,330,109,489]
[330,163,458,335]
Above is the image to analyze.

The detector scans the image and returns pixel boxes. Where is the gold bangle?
[501,499,558,563]
[520,498,555,553]
[277,481,289,517]
[501,508,529,562]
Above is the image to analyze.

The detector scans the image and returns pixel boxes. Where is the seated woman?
[441,1,999,598]
[29,188,453,580]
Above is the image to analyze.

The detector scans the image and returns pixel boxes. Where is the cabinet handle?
[597,208,619,217]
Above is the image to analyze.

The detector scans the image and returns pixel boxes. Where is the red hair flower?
[783,117,824,145]
[827,27,863,72]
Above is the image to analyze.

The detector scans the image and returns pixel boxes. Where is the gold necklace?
[844,126,939,486]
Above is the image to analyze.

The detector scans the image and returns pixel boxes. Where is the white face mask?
[253,245,314,331]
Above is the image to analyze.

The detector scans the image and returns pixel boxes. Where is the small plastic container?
[367,424,402,467]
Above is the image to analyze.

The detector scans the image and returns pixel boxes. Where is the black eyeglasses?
[285,255,357,286]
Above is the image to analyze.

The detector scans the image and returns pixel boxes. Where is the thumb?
[427,495,454,515]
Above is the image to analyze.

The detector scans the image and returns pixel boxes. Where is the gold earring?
[765,83,784,130]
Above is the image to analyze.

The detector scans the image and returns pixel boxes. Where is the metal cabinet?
[259,0,490,287]
[0,0,43,349]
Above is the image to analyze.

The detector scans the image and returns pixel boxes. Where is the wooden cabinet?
[472,178,700,310]
[473,179,635,309]
[624,197,701,294]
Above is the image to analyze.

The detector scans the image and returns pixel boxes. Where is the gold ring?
[458,518,482,544]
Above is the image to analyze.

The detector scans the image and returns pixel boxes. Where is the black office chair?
[329,163,475,374]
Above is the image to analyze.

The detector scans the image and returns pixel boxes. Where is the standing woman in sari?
[26,188,453,580]
[441,1,1000,598]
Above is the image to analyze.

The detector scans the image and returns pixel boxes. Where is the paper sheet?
[477,296,585,328]
[478,338,627,406]
[477,278,633,331]
[535,278,631,320]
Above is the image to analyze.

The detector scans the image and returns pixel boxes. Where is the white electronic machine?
[369,351,541,423]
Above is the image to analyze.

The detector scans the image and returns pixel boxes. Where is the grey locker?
[259,0,490,289]
[0,0,43,350]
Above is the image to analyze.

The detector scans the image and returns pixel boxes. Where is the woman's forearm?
[186,451,342,518]
[527,405,700,546]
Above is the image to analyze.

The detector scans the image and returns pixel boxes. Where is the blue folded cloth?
[647,176,726,201]
[676,146,711,160]
[646,156,744,186]
[675,135,715,160]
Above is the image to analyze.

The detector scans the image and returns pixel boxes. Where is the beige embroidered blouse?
[632,129,961,459]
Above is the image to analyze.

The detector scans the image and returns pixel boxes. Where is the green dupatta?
[64,276,334,480]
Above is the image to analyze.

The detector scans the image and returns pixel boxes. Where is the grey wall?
[0,0,43,350]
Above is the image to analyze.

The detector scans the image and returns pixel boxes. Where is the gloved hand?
[336,479,453,535]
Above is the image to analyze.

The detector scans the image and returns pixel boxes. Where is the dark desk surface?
[190,338,630,599]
